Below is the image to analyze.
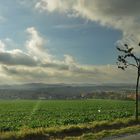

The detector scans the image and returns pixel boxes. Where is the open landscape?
[0,99,138,131]
[0,83,139,139]
[0,99,140,139]
[0,0,140,139]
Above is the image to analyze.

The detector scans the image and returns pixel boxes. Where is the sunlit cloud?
[0,26,137,84]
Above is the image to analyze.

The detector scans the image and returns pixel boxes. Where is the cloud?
[1,64,136,84]
[0,1,138,84]
[0,28,76,70]
[0,48,39,66]
[116,35,140,56]
[26,27,52,63]
[0,26,137,84]
[35,0,75,12]
[35,0,140,38]
[52,23,88,29]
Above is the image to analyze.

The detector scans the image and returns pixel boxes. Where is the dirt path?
[112,133,140,140]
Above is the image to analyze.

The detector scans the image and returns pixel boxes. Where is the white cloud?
[26,27,52,63]
[35,0,75,12]
[64,55,76,65]
[0,26,137,84]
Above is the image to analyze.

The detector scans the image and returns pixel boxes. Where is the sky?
[0,0,139,84]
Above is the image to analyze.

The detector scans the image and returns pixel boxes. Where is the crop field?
[0,99,139,132]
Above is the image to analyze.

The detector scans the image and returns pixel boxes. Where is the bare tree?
[116,42,140,121]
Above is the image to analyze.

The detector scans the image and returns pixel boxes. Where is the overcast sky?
[0,0,139,84]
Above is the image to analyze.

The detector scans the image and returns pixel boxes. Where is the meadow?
[0,99,139,132]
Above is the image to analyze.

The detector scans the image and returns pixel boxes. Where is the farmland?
[0,99,139,132]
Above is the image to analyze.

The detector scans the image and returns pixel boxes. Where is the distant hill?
[0,83,138,100]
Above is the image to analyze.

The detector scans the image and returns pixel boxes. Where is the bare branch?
[116,41,140,121]
[126,63,138,68]
[116,43,139,67]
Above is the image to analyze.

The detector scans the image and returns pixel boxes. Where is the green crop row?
[0,99,139,132]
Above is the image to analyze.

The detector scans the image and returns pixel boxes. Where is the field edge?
[0,118,140,140]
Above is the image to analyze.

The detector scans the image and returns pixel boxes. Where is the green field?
[0,99,139,132]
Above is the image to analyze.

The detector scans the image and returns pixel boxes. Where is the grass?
[72,125,140,140]
[0,118,139,140]
[0,99,140,139]
[0,99,139,131]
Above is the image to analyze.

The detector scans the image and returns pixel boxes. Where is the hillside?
[0,83,138,100]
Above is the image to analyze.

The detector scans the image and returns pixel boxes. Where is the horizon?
[0,82,137,86]
[0,0,139,84]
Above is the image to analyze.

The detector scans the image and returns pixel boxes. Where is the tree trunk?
[136,69,139,121]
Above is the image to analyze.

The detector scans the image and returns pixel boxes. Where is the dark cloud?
[0,51,39,66]
[41,63,69,70]
[36,0,140,37]
[93,0,140,16]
